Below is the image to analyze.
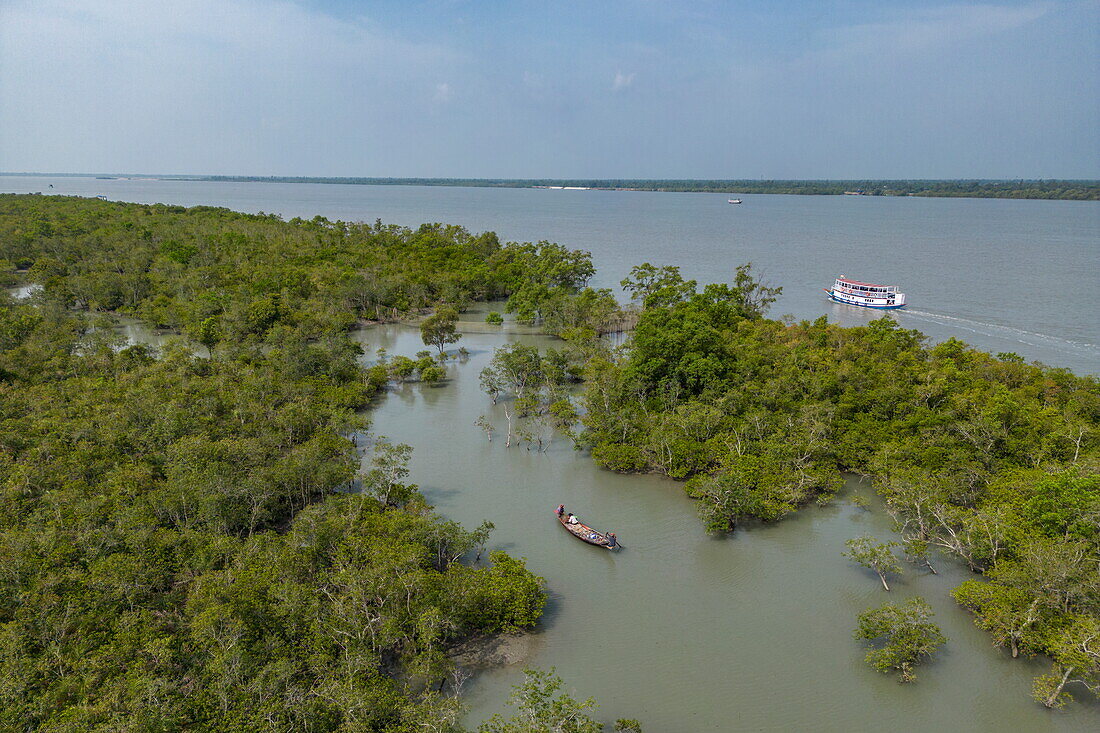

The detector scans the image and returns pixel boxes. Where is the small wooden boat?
[557,512,619,550]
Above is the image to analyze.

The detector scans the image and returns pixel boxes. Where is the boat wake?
[898,309,1100,365]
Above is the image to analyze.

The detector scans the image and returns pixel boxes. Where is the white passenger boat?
[825,276,906,309]
[728,198,742,204]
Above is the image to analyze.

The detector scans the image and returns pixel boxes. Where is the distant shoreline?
[2,172,1098,200]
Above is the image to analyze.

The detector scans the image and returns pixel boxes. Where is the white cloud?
[612,71,636,91]
[818,3,1052,60]
[0,0,1091,178]
[0,0,458,173]
[434,82,454,103]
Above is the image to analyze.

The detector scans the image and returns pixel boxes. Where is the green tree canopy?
[421,306,462,355]
[854,598,947,682]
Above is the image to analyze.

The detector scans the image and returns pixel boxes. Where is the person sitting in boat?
[566,513,579,525]
[556,504,566,517]
[606,532,617,548]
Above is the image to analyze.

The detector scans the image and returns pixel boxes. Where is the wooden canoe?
[557,512,619,550]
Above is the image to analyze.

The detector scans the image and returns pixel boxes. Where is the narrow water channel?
[80,300,1095,731]
[354,314,1096,732]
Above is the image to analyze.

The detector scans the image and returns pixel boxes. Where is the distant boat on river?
[825,276,906,309]
[728,198,742,204]
[556,507,619,550]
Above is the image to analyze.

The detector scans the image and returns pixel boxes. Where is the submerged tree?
[481,343,545,399]
[1032,615,1100,708]
[475,415,494,442]
[420,363,446,385]
[478,367,503,406]
[390,354,417,381]
[901,536,937,575]
[362,438,416,507]
[548,398,580,447]
[421,306,462,355]
[952,580,1049,660]
[854,597,947,682]
[844,536,904,591]
[478,668,605,733]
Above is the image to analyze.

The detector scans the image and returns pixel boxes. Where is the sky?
[1,0,1097,178]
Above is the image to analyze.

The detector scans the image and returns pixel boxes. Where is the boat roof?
[837,277,888,287]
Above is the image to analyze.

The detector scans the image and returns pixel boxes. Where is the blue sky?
[1,0,1097,177]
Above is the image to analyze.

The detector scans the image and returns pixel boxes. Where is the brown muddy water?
[350,311,1096,732]
[6,286,1095,730]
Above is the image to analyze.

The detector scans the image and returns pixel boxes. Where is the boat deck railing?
[833,289,901,298]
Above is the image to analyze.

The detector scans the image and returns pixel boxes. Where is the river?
[352,308,1096,731]
[3,175,1098,375]
[4,178,1098,729]
[44,305,1099,729]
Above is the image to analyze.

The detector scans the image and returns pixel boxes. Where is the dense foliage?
[843,536,904,592]
[477,668,602,733]
[4,195,1096,715]
[0,194,598,347]
[478,342,590,451]
[0,195,567,729]
[580,263,1099,706]
[194,177,1100,201]
[497,242,620,337]
[477,668,642,733]
[854,598,947,682]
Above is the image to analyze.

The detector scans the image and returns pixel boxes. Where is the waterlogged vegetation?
[0,194,615,729]
[478,343,587,451]
[2,194,1098,721]
[478,669,643,733]
[0,298,553,729]
[0,194,601,342]
[855,598,948,683]
[570,262,1098,706]
[844,536,905,592]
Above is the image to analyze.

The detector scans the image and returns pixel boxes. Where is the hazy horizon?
[2,1,1098,179]
[3,172,1099,182]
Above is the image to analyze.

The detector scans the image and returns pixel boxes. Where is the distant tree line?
[192,176,1100,201]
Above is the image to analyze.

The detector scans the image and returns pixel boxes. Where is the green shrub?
[419,364,446,384]
[591,442,648,473]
